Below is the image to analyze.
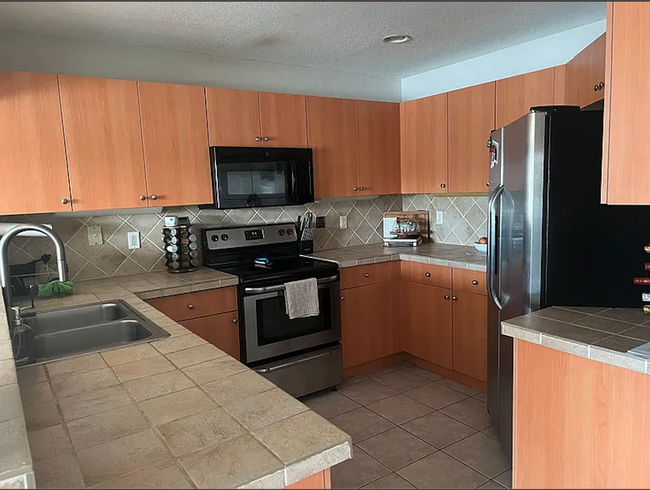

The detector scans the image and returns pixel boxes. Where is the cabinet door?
[139,82,212,207]
[357,101,401,196]
[452,291,488,381]
[306,96,358,198]
[448,82,495,194]
[566,34,606,108]
[205,88,261,147]
[603,3,650,204]
[400,94,448,194]
[408,282,453,369]
[180,311,240,360]
[496,68,555,128]
[341,282,394,369]
[0,71,71,215]
[259,92,307,148]
[59,76,147,211]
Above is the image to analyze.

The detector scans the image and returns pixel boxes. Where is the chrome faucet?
[0,224,68,323]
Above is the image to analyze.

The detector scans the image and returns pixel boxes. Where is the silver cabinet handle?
[263,136,270,142]
[139,195,146,201]
[61,198,69,205]
[440,183,446,188]
[425,272,431,277]
[232,318,238,323]
[150,195,158,200]
[444,295,450,300]
[472,280,479,285]
[188,304,194,309]
[353,187,358,191]
[486,182,490,187]
[364,273,370,278]
[340,296,345,301]
[255,136,262,142]
[452,296,458,300]
[359,187,365,191]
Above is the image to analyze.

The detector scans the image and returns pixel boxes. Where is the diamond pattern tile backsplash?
[1,194,487,281]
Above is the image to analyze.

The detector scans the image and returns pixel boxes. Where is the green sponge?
[38,280,74,297]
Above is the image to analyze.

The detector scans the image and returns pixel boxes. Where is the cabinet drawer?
[340,263,392,290]
[147,286,237,321]
[409,262,452,288]
[453,269,487,296]
[180,311,240,360]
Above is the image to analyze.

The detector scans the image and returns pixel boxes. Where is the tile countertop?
[1,268,352,489]
[502,306,650,374]
[308,242,487,272]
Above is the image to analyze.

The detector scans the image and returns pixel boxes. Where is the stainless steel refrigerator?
[486,106,650,459]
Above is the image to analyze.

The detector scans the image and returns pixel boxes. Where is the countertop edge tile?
[283,441,352,486]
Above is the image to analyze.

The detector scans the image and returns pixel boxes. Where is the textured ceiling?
[0,2,606,77]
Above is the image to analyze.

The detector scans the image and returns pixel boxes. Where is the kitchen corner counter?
[1,269,351,489]
[502,306,650,374]
[308,242,487,272]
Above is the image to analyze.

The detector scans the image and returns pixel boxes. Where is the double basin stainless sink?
[20,300,169,365]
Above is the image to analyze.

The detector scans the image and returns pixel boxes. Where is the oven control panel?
[205,223,297,250]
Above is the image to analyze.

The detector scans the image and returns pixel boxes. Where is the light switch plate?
[87,226,103,246]
[127,231,141,250]
[436,211,444,225]
[339,216,348,229]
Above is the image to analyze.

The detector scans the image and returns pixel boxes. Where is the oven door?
[241,275,341,364]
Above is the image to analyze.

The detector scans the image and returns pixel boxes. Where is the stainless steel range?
[202,223,342,397]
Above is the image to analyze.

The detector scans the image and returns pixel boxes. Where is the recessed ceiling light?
[383,34,412,44]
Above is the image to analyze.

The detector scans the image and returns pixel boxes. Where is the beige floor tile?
[330,407,395,443]
[439,398,491,431]
[403,382,468,410]
[139,387,217,426]
[361,473,416,489]
[27,424,72,462]
[179,434,283,489]
[358,427,435,471]
[443,433,510,479]
[373,370,432,393]
[474,392,488,403]
[301,390,361,420]
[202,370,276,406]
[223,387,308,431]
[100,343,160,366]
[76,429,171,487]
[397,451,487,489]
[23,400,62,431]
[66,404,149,451]
[401,411,477,449]
[124,369,194,402]
[51,368,118,399]
[365,362,412,379]
[34,453,85,489]
[46,353,107,380]
[111,356,175,383]
[0,419,32,479]
[494,469,512,489]
[16,365,47,387]
[331,447,391,489]
[182,356,248,385]
[151,333,206,355]
[165,343,226,369]
[156,407,246,457]
[92,460,192,489]
[482,425,498,440]
[477,480,506,489]
[338,379,398,406]
[337,374,369,389]
[436,378,481,397]
[19,382,53,408]
[1,384,27,422]
[366,394,433,425]
[58,385,133,422]
[403,366,443,382]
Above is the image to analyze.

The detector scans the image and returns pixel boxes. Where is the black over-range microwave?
[205,147,314,209]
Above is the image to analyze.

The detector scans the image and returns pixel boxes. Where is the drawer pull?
[472,280,478,285]
[364,273,370,278]
[232,318,238,324]
[187,304,194,310]
[425,272,431,277]
[444,295,450,300]
[452,296,458,300]
[341,296,345,301]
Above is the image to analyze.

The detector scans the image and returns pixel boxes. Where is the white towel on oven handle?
[284,277,320,319]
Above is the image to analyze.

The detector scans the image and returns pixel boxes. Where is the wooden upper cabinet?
[496,68,555,128]
[603,3,650,204]
[206,87,261,147]
[452,291,488,382]
[306,96,358,199]
[0,71,71,215]
[448,82,495,194]
[59,75,147,211]
[138,82,212,207]
[357,101,401,196]
[259,92,307,148]
[565,33,606,108]
[400,94,448,194]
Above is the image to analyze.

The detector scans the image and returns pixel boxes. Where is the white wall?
[0,30,402,102]
[401,20,606,101]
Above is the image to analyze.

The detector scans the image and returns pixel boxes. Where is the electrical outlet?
[316,216,326,228]
[339,216,348,229]
[436,210,444,225]
[87,226,103,246]
[127,231,141,250]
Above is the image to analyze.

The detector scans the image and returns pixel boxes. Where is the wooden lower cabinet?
[452,291,487,382]
[340,281,394,369]
[180,311,240,360]
[285,469,331,489]
[407,282,453,369]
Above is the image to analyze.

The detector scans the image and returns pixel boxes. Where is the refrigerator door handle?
[488,184,505,311]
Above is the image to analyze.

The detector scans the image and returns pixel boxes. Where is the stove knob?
[287,228,294,235]
[278,229,285,236]
[221,234,229,241]
[210,234,219,242]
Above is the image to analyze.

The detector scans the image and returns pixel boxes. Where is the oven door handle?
[243,275,339,294]
[254,346,340,373]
